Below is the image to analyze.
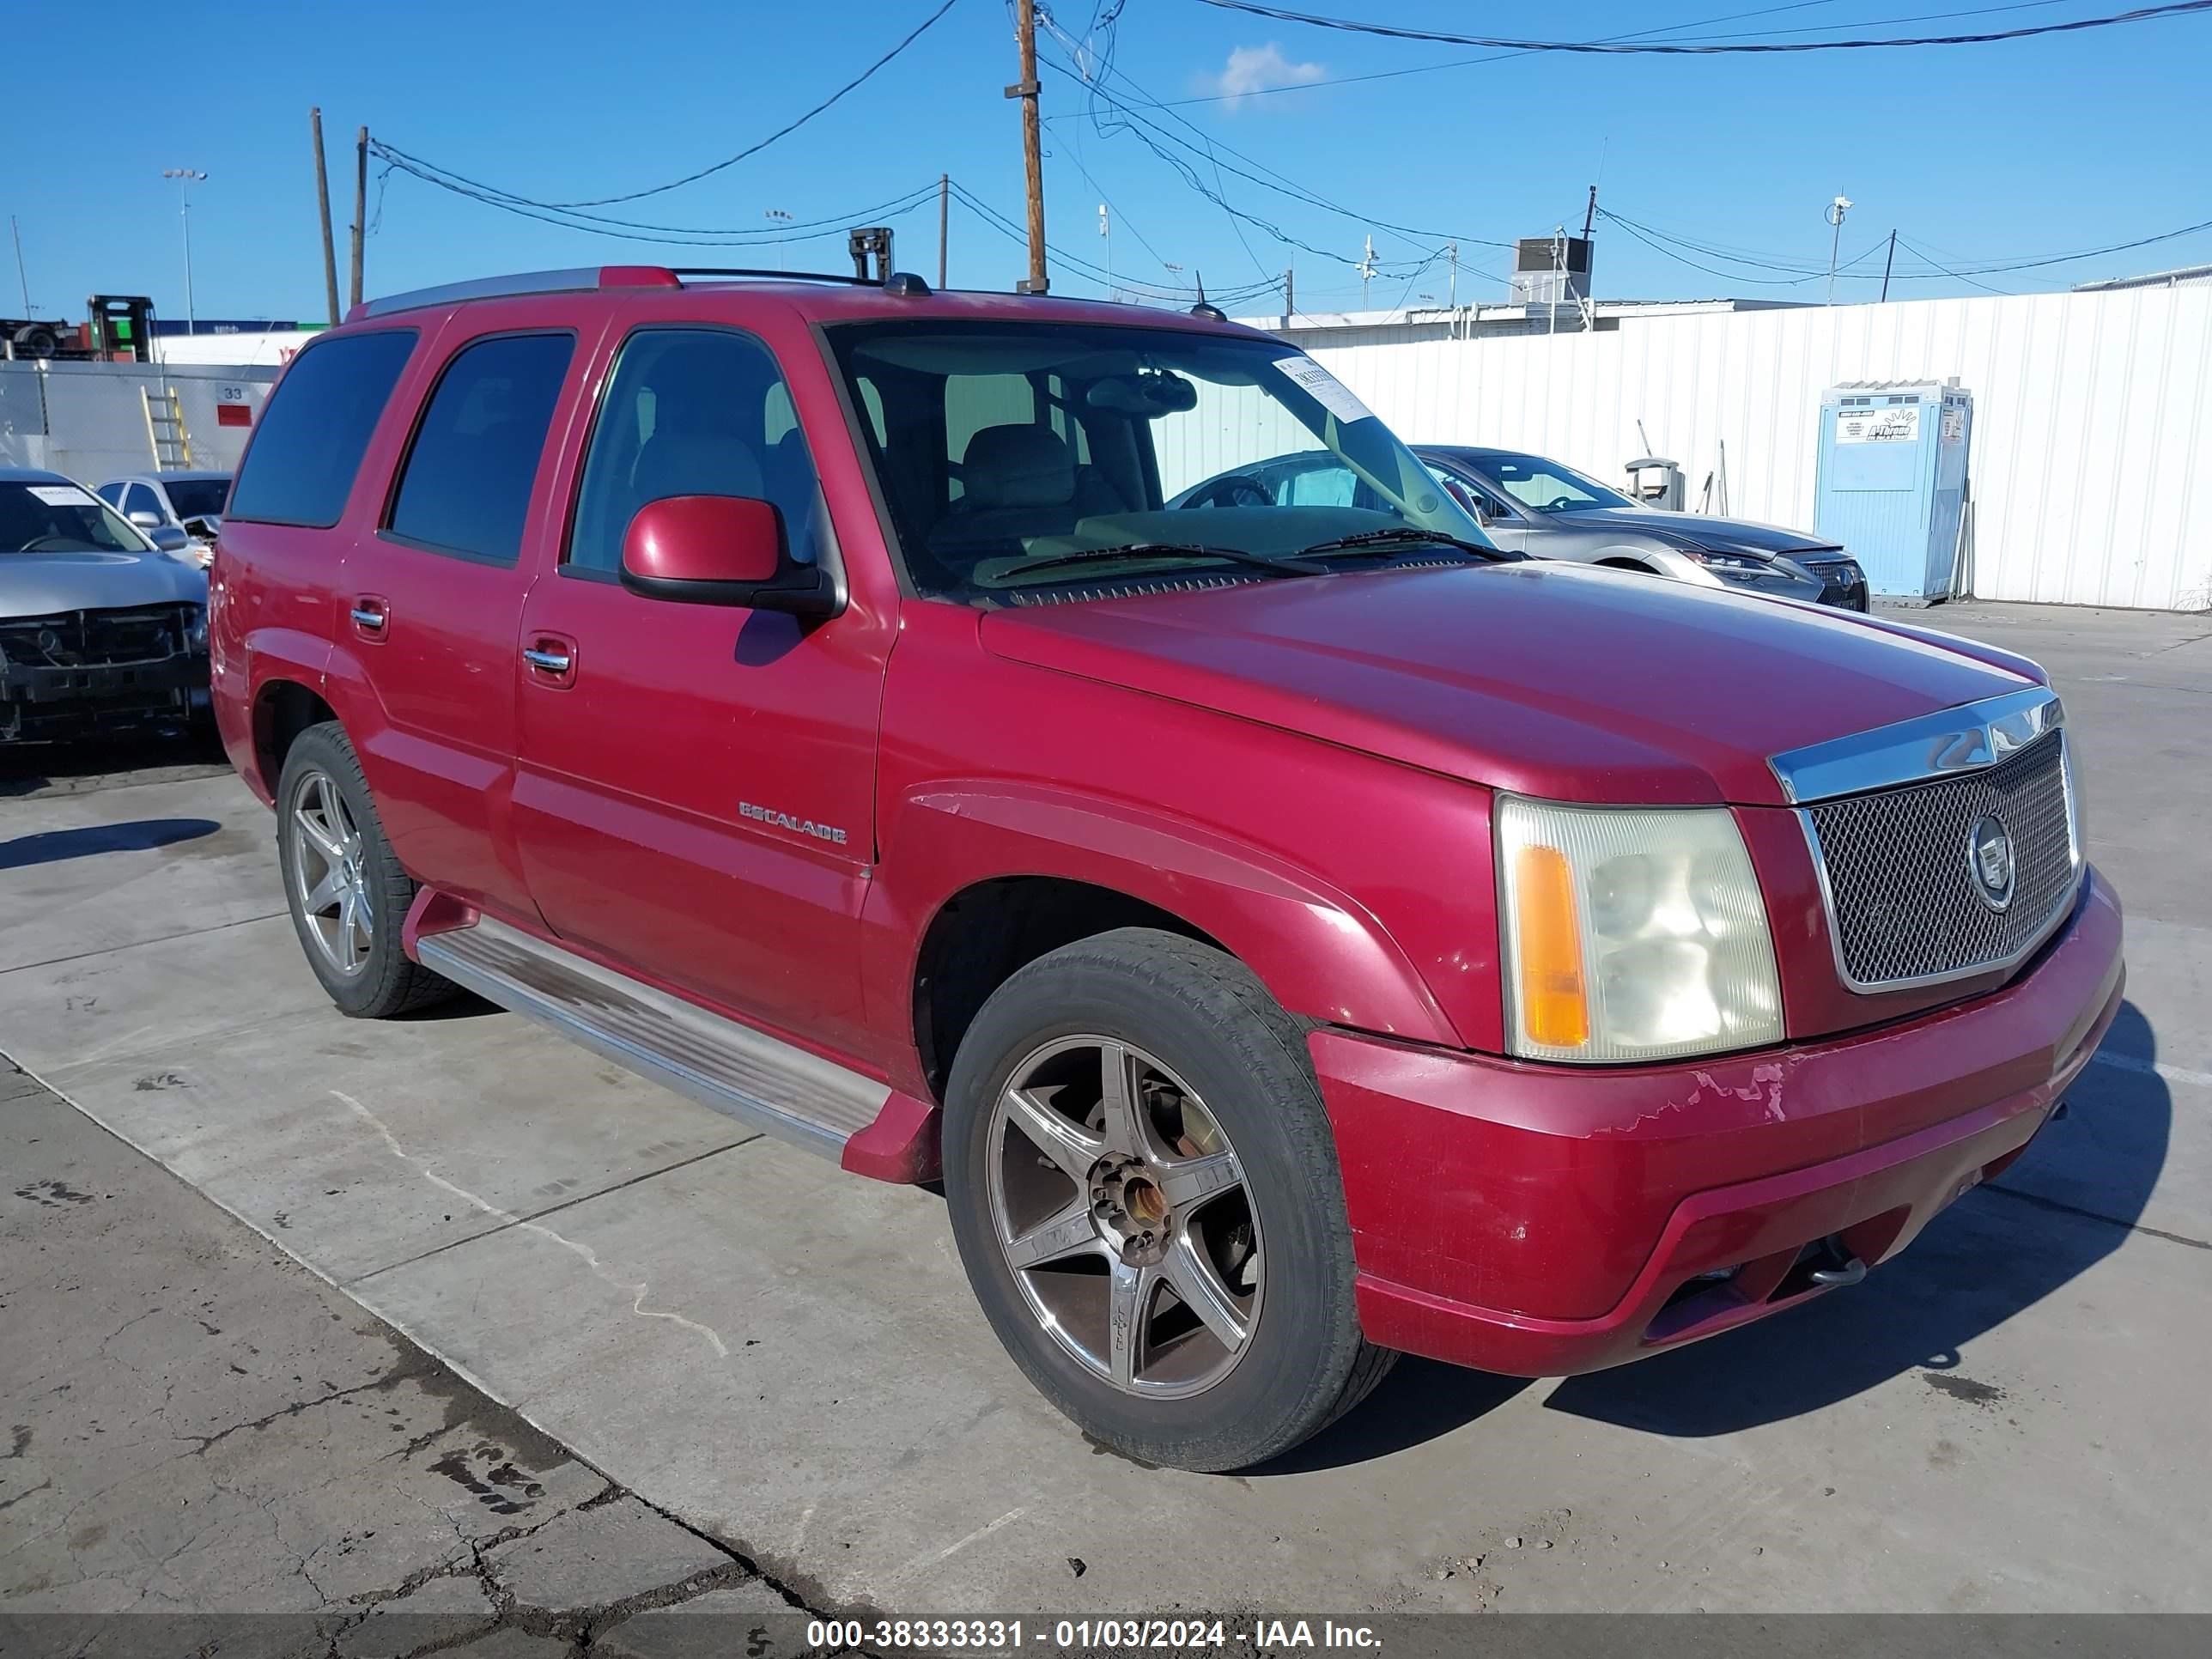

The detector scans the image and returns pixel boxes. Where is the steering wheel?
[19,534,81,552]
[1534,495,1577,513]
[1181,473,1272,509]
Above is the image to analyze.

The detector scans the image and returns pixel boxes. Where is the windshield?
[165,478,231,521]
[826,320,1486,601]
[1470,451,1636,514]
[0,481,152,554]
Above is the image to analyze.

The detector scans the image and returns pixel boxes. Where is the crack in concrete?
[349,1137,761,1288]
[1982,1180,2211,1251]
[331,1091,732,1359]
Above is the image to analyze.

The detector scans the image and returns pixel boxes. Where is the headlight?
[1496,797,1783,1062]
[1682,548,1774,577]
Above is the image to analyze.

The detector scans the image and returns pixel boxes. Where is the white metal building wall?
[1295,284,2212,611]
[0,361,278,482]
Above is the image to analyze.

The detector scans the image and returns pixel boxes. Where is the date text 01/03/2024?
[802,1618,1382,1650]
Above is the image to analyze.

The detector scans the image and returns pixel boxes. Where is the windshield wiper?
[1002,542,1326,581]
[1294,527,1515,562]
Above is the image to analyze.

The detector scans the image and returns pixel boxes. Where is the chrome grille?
[1804,730,2077,989]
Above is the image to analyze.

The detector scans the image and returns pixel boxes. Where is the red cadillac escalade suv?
[210,264,2124,1472]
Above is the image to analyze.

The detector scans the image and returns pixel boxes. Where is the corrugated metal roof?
[2072,264,2212,293]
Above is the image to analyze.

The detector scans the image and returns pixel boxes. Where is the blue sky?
[9,0,2209,324]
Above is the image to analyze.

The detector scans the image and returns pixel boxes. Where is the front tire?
[942,927,1394,1471]
[275,721,454,1018]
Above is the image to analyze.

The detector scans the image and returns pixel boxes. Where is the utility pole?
[311,108,340,326]
[1446,240,1457,337]
[161,168,208,334]
[938,173,950,289]
[1358,234,1376,308]
[9,216,29,314]
[349,126,368,312]
[1098,203,1110,299]
[1581,183,1598,240]
[1009,0,1048,292]
[1283,267,1294,325]
[1880,229,1898,304]
[1825,193,1853,307]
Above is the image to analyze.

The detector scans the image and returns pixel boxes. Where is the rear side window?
[227,329,416,528]
[387,332,574,564]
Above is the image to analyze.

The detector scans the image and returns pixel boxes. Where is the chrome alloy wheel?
[287,769,373,976]
[987,1035,1263,1398]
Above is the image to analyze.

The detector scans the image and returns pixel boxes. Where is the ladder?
[141,385,192,468]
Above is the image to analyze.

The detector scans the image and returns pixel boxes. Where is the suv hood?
[1548,507,1840,559]
[1,550,208,616]
[981,562,2034,806]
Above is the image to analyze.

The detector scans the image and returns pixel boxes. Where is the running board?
[415,915,891,1163]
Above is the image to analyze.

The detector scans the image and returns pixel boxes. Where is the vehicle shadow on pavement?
[0,817,220,871]
[0,729,229,799]
[1247,1364,1534,1474]
[1542,1000,2172,1437]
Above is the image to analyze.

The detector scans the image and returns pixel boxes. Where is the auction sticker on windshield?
[27,484,98,507]
[1278,356,1375,427]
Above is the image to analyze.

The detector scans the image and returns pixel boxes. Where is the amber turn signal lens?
[1513,843,1589,1048]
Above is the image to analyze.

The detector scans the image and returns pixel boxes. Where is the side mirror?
[618,495,841,618]
[128,508,163,529]
[148,525,190,553]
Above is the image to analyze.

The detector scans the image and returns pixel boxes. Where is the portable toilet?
[1814,380,1972,600]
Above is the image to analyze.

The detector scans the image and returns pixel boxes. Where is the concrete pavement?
[0,1061,802,1650]
[3,600,2208,1619]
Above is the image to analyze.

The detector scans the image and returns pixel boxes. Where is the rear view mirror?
[619,495,841,618]
[1086,370,1200,418]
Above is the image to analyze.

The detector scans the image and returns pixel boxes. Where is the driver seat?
[936,424,1080,547]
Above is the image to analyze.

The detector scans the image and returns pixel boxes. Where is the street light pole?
[161,168,208,334]
[764,208,793,273]
[1825,193,1853,307]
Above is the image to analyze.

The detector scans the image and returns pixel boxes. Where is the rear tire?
[942,927,1395,1472]
[274,721,455,1018]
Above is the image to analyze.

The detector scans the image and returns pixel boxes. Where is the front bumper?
[0,652,209,742]
[1314,868,2124,1376]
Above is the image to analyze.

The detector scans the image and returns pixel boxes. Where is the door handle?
[349,603,387,630]
[521,647,573,674]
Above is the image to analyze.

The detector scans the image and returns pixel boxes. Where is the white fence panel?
[1294,285,2212,611]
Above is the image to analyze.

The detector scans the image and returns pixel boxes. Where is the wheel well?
[253,681,336,793]
[912,877,1223,1101]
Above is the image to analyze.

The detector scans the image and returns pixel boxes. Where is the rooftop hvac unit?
[1509,236,1592,307]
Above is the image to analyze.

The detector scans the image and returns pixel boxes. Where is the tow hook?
[1809,1254,1869,1287]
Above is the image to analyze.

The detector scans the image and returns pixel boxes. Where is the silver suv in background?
[95,471,233,570]
[1415,445,1869,611]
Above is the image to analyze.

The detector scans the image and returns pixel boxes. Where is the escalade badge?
[1967,814,2014,911]
[739,801,848,846]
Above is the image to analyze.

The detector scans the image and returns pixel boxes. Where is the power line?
[1893,234,2018,294]
[1603,204,2212,286]
[1031,37,1507,276]
[362,0,960,226]
[951,179,1280,301]
[1084,0,1861,108]
[373,148,942,247]
[1189,0,2212,52]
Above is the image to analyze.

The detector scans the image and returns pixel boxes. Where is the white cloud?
[1203,41,1325,107]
